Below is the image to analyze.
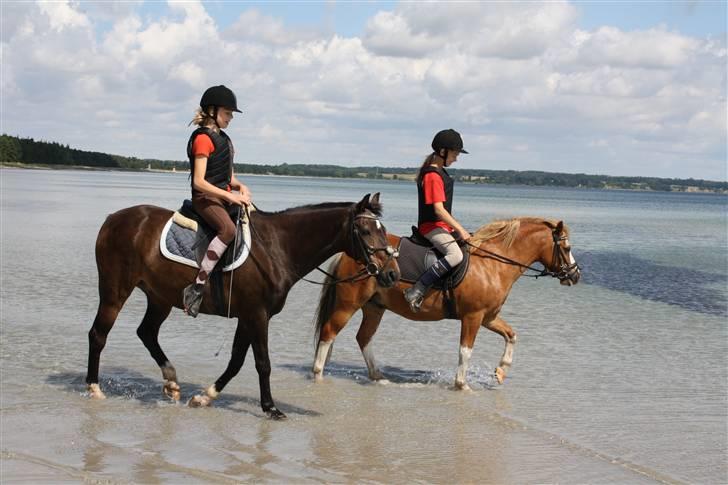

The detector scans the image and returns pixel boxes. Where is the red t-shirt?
[192,133,215,158]
[419,172,454,235]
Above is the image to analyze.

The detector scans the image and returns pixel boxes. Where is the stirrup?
[403,286,425,313]
[183,283,204,318]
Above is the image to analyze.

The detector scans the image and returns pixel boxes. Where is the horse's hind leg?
[312,305,357,382]
[86,289,134,399]
[356,302,387,382]
[482,315,517,384]
[135,297,177,400]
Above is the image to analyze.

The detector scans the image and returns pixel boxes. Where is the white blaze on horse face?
[375,220,381,230]
[313,340,333,375]
[456,346,473,389]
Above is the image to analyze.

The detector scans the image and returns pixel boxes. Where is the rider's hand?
[459,229,472,241]
[227,192,247,206]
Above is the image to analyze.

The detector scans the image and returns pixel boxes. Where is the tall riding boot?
[404,258,452,312]
[183,236,229,317]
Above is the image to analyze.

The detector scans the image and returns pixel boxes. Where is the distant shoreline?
[2,162,726,194]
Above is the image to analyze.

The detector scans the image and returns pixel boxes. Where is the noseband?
[465,228,579,281]
[351,213,399,277]
[549,230,580,281]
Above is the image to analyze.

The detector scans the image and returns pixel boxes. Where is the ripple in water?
[578,250,727,317]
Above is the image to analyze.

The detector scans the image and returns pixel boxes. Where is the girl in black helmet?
[183,85,252,317]
[404,129,471,312]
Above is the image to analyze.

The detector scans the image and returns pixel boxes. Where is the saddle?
[397,227,470,319]
[161,200,251,270]
[160,200,252,316]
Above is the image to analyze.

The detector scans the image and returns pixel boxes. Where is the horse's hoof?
[455,382,473,392]
[163,381,181,401]
[494,367,506,384]
[312,372,324,383]
[87,383,106,399]
[188,395,212,408]
[265,407,287,420]
[372,376,390,385]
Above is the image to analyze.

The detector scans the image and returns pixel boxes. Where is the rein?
[465,229,579,280]
[246,206,396,286]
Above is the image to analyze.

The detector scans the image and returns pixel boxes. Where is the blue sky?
[2,1,726,180]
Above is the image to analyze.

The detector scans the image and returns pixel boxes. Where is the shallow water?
[1,168,726,484]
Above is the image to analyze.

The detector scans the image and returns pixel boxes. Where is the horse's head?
[350,193,400,288]
[542,221,581,286]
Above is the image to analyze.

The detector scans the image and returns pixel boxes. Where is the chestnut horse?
[312,217,580,390]
[86,193,399,419]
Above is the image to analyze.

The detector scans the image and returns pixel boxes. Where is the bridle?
[465,227,579,281]
[548,230,580,281]
[307,212,398,286]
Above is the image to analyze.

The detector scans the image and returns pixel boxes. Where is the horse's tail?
[313,253,342,350]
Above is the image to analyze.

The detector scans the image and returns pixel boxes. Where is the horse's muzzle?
[560,266,581,286]
[377,268,400,288]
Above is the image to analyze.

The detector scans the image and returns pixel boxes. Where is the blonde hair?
[416,152,439,183]
[189,106,218,128]
[470,217,569,248]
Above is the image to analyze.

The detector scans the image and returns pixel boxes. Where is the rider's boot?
[183,236,229,318]
[404,258,452,312]
[183,283,204,317]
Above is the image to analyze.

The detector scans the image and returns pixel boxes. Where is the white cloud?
[1,1,725,180]
[37,0,90,32]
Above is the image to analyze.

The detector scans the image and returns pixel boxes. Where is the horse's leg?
[86,288,134,399]
[135,297,177,400]
[249,317,286,420]
[455,312,486,391]
[312,306,358,382]
[482,315,517,384]
[188,318,251,408]
[356,302,387,382]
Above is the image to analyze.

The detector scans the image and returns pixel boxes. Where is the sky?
[1,1,726,180]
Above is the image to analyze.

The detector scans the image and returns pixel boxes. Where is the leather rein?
[465,228,579,281]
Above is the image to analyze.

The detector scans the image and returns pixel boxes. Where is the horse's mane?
[470,217,568,248]
[253,200,383,217]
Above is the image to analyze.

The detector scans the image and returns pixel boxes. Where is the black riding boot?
[404,258,452,312]
[183,283,204,318]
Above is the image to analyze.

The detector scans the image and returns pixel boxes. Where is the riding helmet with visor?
[200,85,242,112]
[432,129,468,154]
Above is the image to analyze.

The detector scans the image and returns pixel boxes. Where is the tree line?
[1,134,725,193]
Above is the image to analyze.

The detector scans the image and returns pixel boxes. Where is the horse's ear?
[370,192,380,205]
[556,221,564,233]
[356,193,371,213]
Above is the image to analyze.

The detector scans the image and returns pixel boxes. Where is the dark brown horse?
[312,217,580,390]
[86,193,399,419]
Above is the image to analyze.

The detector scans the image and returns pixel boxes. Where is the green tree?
[0,134,22,163]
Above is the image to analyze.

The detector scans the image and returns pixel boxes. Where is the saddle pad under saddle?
[160,212,251,271]
[396,237,470,289]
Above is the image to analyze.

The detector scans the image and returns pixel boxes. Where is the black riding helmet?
[200,85,242,113]
[432,129,468,154]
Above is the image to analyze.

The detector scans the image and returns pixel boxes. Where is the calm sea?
[1,168,726,484]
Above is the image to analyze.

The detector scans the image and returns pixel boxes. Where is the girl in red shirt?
[404,129,471,312]
[182,85,252,317]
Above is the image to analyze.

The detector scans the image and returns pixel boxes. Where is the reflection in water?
[280,362,500,389]
[579,251,727,316]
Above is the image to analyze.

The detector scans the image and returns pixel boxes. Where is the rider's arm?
[192,156,241,205]
[229,174,252,205]
[433,202,471,240]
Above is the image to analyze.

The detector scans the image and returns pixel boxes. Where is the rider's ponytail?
[416,152,437,184]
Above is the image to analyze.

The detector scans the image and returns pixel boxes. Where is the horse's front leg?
[482,315,517,384]
[455,312,485,391]
[188,318,251,408]
[249,317,286,420]
[356,302,387,382]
